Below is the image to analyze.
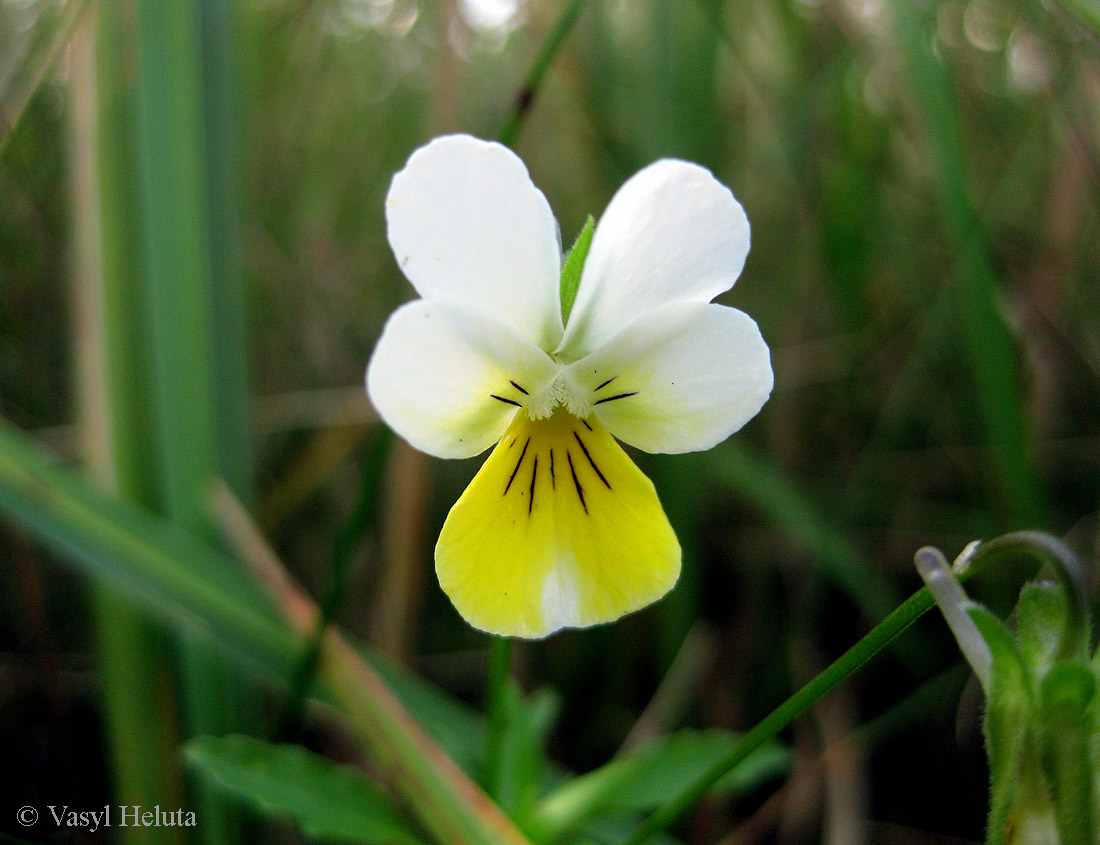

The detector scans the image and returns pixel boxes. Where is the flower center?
[527,373,590,421]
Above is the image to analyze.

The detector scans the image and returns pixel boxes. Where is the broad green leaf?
[533,730,788,841]
[559,216,594,325]
[185,735,423,844]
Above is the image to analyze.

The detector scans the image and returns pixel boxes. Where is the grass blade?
[0,0,94,156]
[890,0,1042,525]
[132,1,255,838]
[67,5,188,841]
[211,485,534,845]
[497,0,588,147]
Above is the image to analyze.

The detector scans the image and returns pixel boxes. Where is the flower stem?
[959,531,1090,662]
[626,530,1059,844]
[483,635,514,798]
[623,586,938,845]
[497,0,588,148]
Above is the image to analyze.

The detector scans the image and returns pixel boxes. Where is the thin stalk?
[483,636,514,798]
[497,0,588,147]
[621,586,938,845]
[626,534,1044,845]
[197,0,253,503]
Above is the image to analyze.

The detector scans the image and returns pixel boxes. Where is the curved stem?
[959,531,1090,662]
[623,586,937,845]
[915,546,992,689]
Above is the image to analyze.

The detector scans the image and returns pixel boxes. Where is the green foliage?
[558,215,593,327]
[3,0,1100,842]
[488,680,561,828]
[185,735,423,844]
[0,416,489,773]
[534,730,787,841]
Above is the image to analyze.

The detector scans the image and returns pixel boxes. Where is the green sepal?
[1018,581,1068,673]
[560,215,594,326]
[1038,662,1098,845]
[184,735,424,844]
[968,605,1033,844]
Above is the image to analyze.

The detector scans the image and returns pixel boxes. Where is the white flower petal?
[386,135,564,350]
[367,300,561,459]
[557,160,750,360]
[564,302,772,454]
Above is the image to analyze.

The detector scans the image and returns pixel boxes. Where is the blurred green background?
[1,0,1099,842]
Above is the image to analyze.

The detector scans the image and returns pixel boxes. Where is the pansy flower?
[367,135,772,638]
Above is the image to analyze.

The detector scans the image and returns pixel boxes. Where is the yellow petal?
[436,410,681,638]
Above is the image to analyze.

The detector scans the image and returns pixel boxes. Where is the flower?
[367,134,773,638]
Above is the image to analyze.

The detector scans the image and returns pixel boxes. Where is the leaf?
[577,813,683,845]
[559,215,594,325]
[185,735,423,844]
[0,420,528,844]
[492,681,560,825]
[533,730,788,841]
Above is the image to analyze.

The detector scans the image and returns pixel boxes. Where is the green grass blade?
[197,0,253,503]
[0,420,503,776]
[497,0,588,147]
[0,419,297,675]
[134,1,220,527]
[0,417,495,772]
[890,0,1042,526]
[68,7,187,841]
[0,0,94,157]
[132,1,254,838]
[93,592,188,844]
[707,442,899,623]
